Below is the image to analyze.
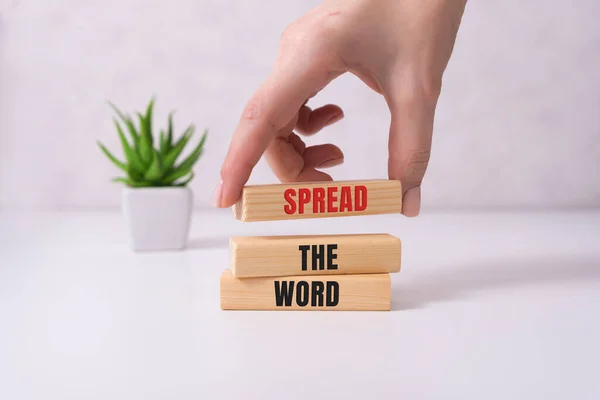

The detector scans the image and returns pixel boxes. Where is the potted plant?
[97,96,208,251]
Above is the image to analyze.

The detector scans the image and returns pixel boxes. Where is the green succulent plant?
[98,97,207,187]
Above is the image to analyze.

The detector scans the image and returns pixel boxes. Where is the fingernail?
[402,186,421,217]
[325,112,344,127]
[317,157,344,169]
[212,180,223,207]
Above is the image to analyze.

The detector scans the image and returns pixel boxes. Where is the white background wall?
[1,0,599,211]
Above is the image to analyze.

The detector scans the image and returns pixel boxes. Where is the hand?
[213,0,467,217]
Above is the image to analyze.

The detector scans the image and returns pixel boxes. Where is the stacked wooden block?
[220,179,403,311]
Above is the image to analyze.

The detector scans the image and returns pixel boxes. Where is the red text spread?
[283,185,368,214]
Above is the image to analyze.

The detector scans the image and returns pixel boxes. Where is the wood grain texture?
[230,233,401,278]
[220,269,391,311]
[232,179,402,222]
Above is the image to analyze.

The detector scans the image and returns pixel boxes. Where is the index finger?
[213,67,329,208]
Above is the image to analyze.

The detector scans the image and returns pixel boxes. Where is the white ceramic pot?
[122,187,193,251]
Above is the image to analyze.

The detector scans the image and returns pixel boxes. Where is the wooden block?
[232,179,402,222]
[220,269,391,311]
[230,233,401,278]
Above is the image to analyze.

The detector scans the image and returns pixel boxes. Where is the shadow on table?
[187,237,229,250]
[392,254,600,311]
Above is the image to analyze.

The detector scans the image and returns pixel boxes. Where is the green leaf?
[172,129,207,171]
[145,96,155,133]
[163,164,194,184]
[174,171,194,186]
[162,131,207,183]
[124,117,141,154]
[112,177,155,187]
[108,101,141,152]
[112,177,132,186]
[98,141,127,173]
[163,124,195,171]
[141,97,155,150]
[107,101,127,123]
[144,149,164,181]
[127,164,143,181]
[114,118,145,174]
[159,130,169,156]
[166,111,174,150]
[137,112,153,165]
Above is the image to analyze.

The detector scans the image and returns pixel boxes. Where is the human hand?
[213,0,467,217]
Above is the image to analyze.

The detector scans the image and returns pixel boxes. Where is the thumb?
[386,81,438,217]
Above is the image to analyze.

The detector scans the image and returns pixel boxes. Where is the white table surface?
[1,209,600,399]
